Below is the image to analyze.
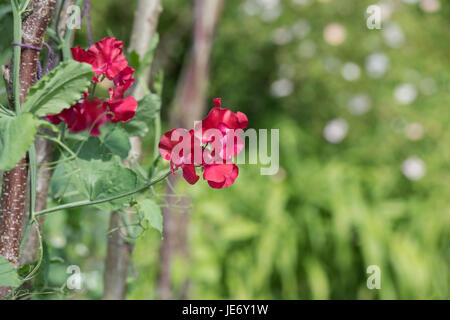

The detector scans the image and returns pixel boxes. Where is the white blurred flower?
[348,94,372,115]
[365,52,390,78]
[402,156,426,181]
[50,235,67,249]
[258,0,282,22]
[378,1,394,21]
[292,19,311,39]
[85,271,101,291]
[404,122,425,141]
[394,83,418,105]
[298,40,317,58]
[242,0,260,16]
[341,62,361,81]
[258,0,279,8]
[323,23,347,46]
[383,22,405,48]
[272,27,294,45]
[271,78,294,97]
[420,0,441,12]
[419,78,437,95]
[75,243,90,257]
[323,118,348,144]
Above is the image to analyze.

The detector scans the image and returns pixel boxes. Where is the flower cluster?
[47,37,138,136]
[159,98,248,189]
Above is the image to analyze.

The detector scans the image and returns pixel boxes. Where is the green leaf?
[103,126,131,159]
[121,93,161,137]
[49,160,79,201]
[76,137,110,161]
[139,199,163,234]
[0,255,21,287]
[0,113,38,170]
[22,60,93,117]
[128,50,140,70]
[73,157,138,210]
[77,126,131,161]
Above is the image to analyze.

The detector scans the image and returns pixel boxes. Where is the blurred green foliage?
[0,0,449,299]
[131,0,450,299]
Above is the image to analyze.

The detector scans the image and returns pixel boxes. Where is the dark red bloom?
[159,98,247,188]
[48,37,137,136]
[47,93,106,136]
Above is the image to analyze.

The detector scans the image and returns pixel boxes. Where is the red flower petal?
[218,127,245,160]
[213,97,222,108]
[236,111,248,129]
[159,128,202,167]
[87,37,128,79]
[71,46,95,64]
[159,129,187,161]
[113,66,135,88]
[182,164,200,185]
[195,98,248,143]
[203,164,239,189]
[106,96,138,123]
[47,94,107,136]
[82,98,107,136]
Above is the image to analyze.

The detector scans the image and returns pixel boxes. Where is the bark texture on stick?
[103,0,162,300]
[158,0,225,300]
[19,0,76,268]
[0,0,56,298]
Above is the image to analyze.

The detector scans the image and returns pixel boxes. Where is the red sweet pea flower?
[159,98,247,189]
[87,37,128,79]
[48,37,138,136]
[195,98,248,143]
[47,93,106,136]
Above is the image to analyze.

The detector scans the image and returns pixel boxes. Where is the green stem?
[62,0,84,61]
[153,115,161,161]
[37,133,77,158]
[34,170,172,217]
[11,0,22,114]
[21,219,44,282]
[54,0,66,35]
